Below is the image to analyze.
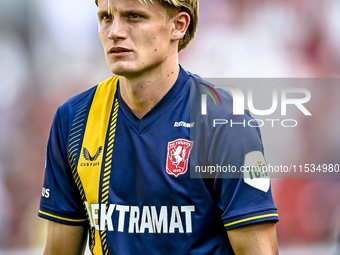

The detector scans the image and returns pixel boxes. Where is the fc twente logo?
[166,139,193,178]
[83,146,103,162]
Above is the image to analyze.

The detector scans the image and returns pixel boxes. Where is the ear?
[171,12,191,41]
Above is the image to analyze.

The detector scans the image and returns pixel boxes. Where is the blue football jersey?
[39,68,279,254]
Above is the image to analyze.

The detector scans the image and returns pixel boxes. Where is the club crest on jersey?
[166,139,193,177]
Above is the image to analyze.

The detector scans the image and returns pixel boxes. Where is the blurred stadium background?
[0,0,340,254]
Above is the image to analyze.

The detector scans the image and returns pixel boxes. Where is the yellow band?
[224,213,279,228]
[39,210,87,223]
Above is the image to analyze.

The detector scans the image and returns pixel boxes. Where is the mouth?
[109,47,132,55]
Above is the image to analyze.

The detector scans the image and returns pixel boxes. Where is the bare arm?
[43,221,88,255]
[227,222,279,255]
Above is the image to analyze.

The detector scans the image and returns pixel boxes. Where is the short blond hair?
[95,0,199,52]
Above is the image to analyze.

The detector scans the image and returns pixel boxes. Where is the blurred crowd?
[0,0,339,251]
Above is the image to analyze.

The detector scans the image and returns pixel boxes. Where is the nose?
[108,16,127,40]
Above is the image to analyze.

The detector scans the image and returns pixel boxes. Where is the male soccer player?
[39,0,279,254]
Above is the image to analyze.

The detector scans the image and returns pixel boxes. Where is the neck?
[119,61,180,119]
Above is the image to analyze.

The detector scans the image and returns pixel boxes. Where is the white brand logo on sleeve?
[174,122,195,128]
[243,151,270,193]
[42,187,50,198]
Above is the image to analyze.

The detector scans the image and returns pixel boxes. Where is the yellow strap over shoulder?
[77,76,119,255]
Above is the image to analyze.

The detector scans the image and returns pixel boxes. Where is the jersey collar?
[117,67,190,133]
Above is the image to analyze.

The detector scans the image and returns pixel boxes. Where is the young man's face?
[97,0,178,77]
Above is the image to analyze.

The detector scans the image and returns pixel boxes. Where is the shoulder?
[57,85,98,118]
[52,76,118,133]
[47,86,98,150]
[186,71,264,160]
[57,75,119,116]
[186,72,234,120]
[186,72,256,129]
